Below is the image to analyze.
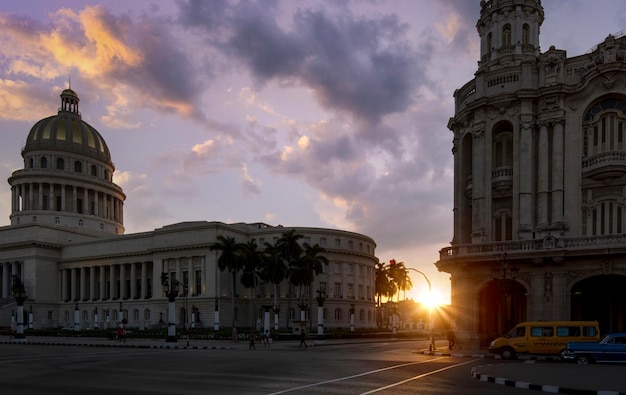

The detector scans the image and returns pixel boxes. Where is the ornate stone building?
[0,88,378,332]
[437,0,626,347]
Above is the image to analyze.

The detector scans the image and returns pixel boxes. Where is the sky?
[1,0,626,305]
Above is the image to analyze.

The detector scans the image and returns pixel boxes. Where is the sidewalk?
[3,336,625,394]
[420,347,626,395]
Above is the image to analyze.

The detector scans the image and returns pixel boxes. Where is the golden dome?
[23,89,111,162]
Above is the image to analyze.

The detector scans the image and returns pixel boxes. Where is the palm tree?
[389,260,412,301]
[375,262,394,328]
[209,235,245,331]
[240,240,263,327]
[289,243,328,328]
[276,229,303,327]
[259,241,288,329]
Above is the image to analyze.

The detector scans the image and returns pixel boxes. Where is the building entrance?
[478,280,527,346]
[571,274,626,334]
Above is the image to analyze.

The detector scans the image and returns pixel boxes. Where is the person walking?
[447,328,456,350]
[298,330,308,349]
[248,332,256,350]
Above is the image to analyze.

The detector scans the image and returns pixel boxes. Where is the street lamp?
[349,304,355,333]
[315,283,326,342]
[161,272,179,343]
[160,272,188,345]
[11,275,27,342]
[406,268,436,352]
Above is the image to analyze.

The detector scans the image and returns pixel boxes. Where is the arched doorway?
[478,280,527,346]
[571,274,626,334]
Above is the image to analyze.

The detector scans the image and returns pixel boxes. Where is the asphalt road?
[0,340,524,394]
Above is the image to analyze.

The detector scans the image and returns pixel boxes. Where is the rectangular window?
[347,284,354,298]
[195,270,202,296]
[320,237,326,246]
[335,238,341,247]
[42,195,48,210]
[530,326,553,337]
[556,326,580,337]
[334,283,341,298]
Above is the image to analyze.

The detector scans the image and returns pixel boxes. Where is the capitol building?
[0,88,378,333]
[437,0,626,348]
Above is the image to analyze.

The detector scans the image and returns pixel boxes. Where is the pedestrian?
[447,328,456,350]
[248,332,256,350]
[232,327,238,342]
[116,326,123,342]
[264,330,270,347]
[298,330,308,349]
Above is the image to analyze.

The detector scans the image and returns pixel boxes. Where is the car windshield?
[599,334,611,343]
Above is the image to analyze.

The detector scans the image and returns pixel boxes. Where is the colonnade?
[60,262,153,302]
[11,182,123,223]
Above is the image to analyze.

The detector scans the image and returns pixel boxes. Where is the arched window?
[493,131,513,168]
[334,308,343,320]
[56,158,64,170]
[502,24,512,48]
[522,24,530,46]
[91,165,97,176]
[29,158,34,168]
[583,98,626,157]
[41,157,48,169]
[74,161,82,173]
[144,309,151,321]
[359,309,365,321]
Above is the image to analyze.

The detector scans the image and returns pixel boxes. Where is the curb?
[0,340,234,350]
[470,364,626,395]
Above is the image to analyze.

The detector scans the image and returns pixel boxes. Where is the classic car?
[562,333,626,364]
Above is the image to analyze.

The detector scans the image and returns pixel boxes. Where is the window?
[583,326,598,337]
[335,262,341,273]
[74,161,82,173]
[56,158,64,170]
[41,157,48,168]
[334,308,342,320]
[502,24,511,48]
[320,237,326,246]
[334,283,341,298]
[347,284,354,298]
[91,165,97,176]
[530,326,553,337]
[348,240,354,249]
[522,24,530,46]
[194,270,202,296]
[144,309,151,321]
[335,238,341,248]
[557,326,580,336]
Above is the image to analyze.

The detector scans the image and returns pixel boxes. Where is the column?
[141,262,147,299]
[80,267,86,301]
[537,122,550,226]
[109,265,116,299]
[119,263,126,300]
[471,126,486,242]
[90,267,96,300]
[94,190,99,217]
[130,262,137,299]
[70,268,77,302]
[2,263,9,298]
[49,183,55,210]
[61,269,68,301]
[518,120,534,233]
[38,183,44,210]
[551,119,564,225]
[73,186,77,213]
[28,182,33,210]
[83,188,89,214]
[100,266,106,300]
[61,184,66,211]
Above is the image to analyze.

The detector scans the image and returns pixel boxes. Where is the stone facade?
[437,0,626,348]
[0,90,378,332]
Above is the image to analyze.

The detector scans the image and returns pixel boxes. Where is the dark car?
[562,333,626,364]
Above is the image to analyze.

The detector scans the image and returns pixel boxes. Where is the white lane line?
[360,359,480,394]
[266,357,447,395]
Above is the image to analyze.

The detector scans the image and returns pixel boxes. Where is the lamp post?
[74,303,80,332]
[161,272,180,344]
[28,305,33,330]
[94,307,99,330]
[349,304,355,332]
[11,275,27,342]
[407,268,436,352]
[315,283,326,343]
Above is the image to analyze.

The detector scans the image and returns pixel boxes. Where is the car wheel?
[576,355,591,365]
[559,349,568,361]
[501,347,516,360]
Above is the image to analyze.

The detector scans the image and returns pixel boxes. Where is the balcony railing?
[439,233,626,260]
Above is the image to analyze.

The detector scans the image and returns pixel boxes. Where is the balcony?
[438,233,626,262]
[582,151,626,181]
[492,166,513,192]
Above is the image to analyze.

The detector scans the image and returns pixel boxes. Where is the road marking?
[360,359,480,394]
[267,357,451,394]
